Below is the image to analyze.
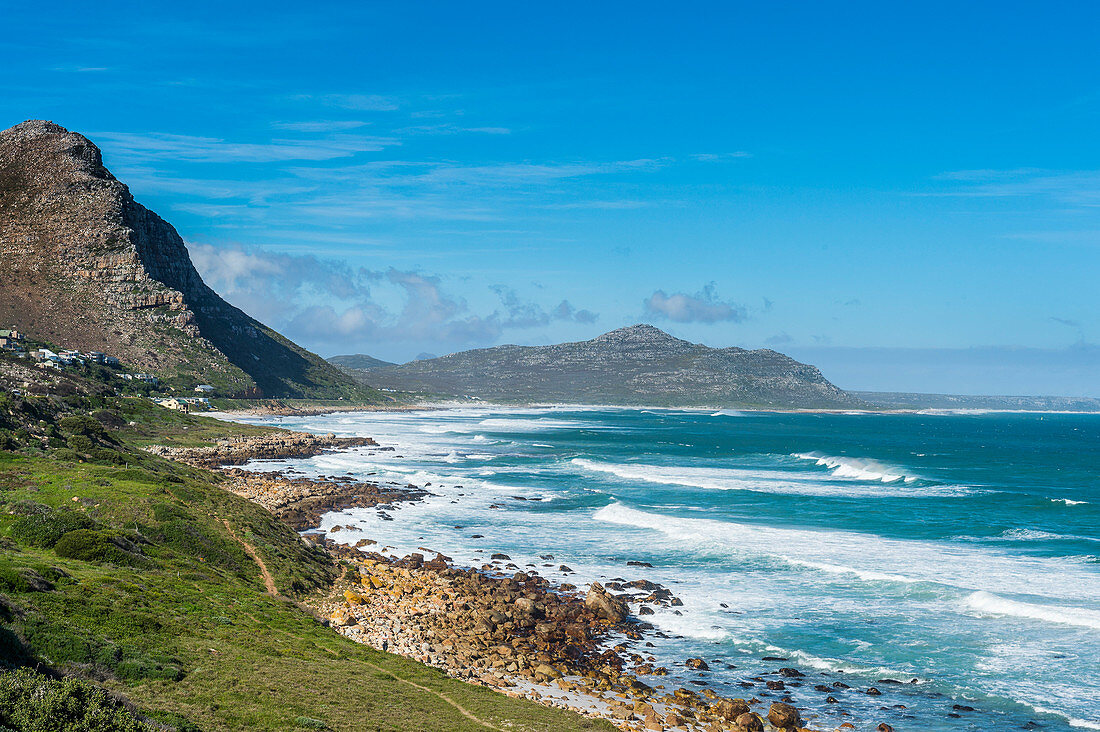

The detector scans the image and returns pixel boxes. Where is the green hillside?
[0,385,610,730]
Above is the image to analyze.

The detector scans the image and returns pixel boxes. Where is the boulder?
[734,712,763,732]
[767,702,801,729]
[711,697,751,720]
[585,582,628,623]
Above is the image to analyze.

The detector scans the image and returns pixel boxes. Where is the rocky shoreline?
[311,539,838,732]
[151,430,898,732]
[145,431,428,530]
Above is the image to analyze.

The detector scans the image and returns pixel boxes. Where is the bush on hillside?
[0,668,161,731]
[58,415,106,438]
[9,510,96,548]
[53,530,144,566]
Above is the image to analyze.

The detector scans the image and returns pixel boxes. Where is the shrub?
[10,511,96,548]
[0,668,161,731]
[91,409,126,429]
[0,563,52,593]
[66,434,96,454]
[91,448,126,465]
[51,448,83,462]
[53,530,143,566]
[115,657,183,682]
[58,415,106,438]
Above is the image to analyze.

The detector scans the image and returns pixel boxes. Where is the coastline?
[148,427,905,732]
[211,400,1100,420]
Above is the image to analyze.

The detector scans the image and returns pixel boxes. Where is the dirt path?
[221,519,279,596]
[360,659,506,732]
[222,524,502,730]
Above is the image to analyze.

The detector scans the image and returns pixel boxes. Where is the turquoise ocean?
[226,407,1100,731]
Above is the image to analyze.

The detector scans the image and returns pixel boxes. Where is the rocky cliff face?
[341,324,862,408]
[0,120,371,399]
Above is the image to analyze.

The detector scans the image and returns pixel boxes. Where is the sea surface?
[225,407,1100,731]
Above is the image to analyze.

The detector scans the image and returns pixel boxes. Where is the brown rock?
[585,582,628,623]
[767,702,801,729]
[734,712,763,732]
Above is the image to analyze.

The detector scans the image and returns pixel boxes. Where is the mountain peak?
[349,325,858,408]
[593,324,686,344]
[1,119,114,187]
[0,121,370,400]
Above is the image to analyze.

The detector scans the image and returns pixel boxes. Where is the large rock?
[712,697,751,720]
[585,582,628,623]
[767,702,802,729]
[734,712,764,732]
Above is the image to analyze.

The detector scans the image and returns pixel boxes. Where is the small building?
[58,350,85,366]
[194,384,215,394]
[104,355,120,367]
[156,398,188,412]
[133,373,159,386]
[85,352,106,364]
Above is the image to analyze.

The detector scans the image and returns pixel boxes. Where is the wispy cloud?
[643,282,747,324]
[271,120,368,132]
[292,93,400,111]
[397,123,512,135]
[93,130,399,163]
[929,168,1100,207]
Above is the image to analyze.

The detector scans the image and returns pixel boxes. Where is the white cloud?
[643,283,747,324]
[92,130,400,163]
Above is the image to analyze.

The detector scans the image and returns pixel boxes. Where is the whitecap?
[571,458,971,498]
[592,503,1100,602]
[792,452,919,483]
[963,591,1100,631]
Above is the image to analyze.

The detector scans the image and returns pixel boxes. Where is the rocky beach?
[148,425,908,732]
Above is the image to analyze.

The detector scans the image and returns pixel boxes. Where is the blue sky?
[3,1,1099,395]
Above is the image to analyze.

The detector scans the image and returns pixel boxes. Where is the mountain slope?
[0,120,374,400]
[345,324,861,408]
[329,354,396,371]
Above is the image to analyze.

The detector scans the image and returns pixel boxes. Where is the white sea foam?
[997,528,1100,543]
[792,452,919,483]
[1029,705,1100,730]
[571,458,969,498]
[710,409,745,417]
[963,592,1100,631]
[592,503,1100,602]
[1051,498,1089,506]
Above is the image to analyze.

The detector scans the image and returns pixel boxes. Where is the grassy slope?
[0,407,611,731]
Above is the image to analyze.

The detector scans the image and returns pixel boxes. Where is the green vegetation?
[0,388,613,731]
[0,668,161,731]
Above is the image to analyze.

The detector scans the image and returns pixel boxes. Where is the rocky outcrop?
[144,430,377,468]
[341,324,862,409]
[0,120,372,399]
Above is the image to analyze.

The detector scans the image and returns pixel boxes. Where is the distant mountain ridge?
[333,324,862,408]
[0,120,375,400]
[856,391,1100,412]
[329,354,396,372]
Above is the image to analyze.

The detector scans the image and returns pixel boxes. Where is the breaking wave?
[792,452,920,483]
[964,591,1100,631]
